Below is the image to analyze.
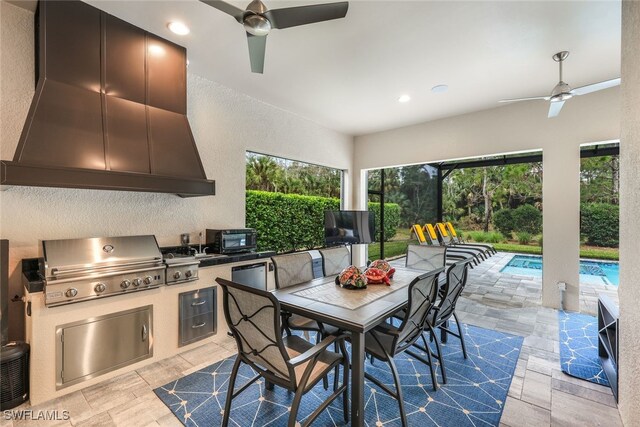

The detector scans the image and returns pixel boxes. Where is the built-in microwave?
[206,229,257,254]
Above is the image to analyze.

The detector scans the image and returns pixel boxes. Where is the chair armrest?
[372,322,401,336]
[288,334,347,366]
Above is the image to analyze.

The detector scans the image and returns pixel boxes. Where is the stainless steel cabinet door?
[57,306,152,388]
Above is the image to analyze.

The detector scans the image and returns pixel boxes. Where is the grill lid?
[42,235,162,279]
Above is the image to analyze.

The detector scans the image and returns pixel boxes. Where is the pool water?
[501,255,619,286]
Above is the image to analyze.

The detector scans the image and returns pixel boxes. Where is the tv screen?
[324,210,375,245]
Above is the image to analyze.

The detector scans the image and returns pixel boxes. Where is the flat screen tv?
[324,210,375,246]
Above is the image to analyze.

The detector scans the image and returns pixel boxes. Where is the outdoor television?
[324,210,375,246]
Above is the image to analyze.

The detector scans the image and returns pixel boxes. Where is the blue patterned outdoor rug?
[155,324,522,426]
[559,311,610,387]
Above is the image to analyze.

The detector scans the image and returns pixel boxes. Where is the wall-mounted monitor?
[324,210,375,246]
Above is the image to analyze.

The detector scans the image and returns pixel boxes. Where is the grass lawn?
[367,228,619,261]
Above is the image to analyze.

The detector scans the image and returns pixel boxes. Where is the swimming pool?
[501,255,619,286]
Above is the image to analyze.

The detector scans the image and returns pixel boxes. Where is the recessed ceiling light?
[398,94,411,103]
[431,84,448,94]
[168,21,190,36]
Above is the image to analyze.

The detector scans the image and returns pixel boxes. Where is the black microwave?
[206,229,257,254]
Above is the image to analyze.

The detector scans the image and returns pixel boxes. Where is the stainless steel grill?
[43,236,166,306]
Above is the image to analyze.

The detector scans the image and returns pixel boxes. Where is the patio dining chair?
[272,252,340,389]
[415,257,474,384]
[319,246,351,276]
[217,278,350,427]
[364,267,444,427]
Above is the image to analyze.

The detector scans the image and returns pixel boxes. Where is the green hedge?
[581,203,619,247]
[493,209,514,237]
[367,201,400,241]
[511,205,542,234]
[245,190,400,253]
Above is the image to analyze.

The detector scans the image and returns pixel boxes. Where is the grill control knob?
[185,270,193,278]
[120,280,131,289]
[173,271,182,280]
[132,278,143,287]
[94,283,106,293]
[65,288,78,298]
[143,276,153,285]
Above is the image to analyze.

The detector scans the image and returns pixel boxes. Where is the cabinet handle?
[142,324,148,341]
[192,322,206,329]
[191,300,206,306]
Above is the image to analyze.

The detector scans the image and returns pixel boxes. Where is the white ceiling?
[85,0,622,136]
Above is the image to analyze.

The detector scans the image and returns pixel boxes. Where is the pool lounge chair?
[424,224,483,265]
[445,222,496,255]
[410,225,473,266]
[436,222,494,257]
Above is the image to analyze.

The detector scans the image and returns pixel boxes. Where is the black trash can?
[1,341,30,410]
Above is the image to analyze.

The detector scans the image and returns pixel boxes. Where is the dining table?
[271,265,427,427]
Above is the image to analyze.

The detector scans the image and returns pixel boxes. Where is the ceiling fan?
[499,51,620,118]
[200,0,349,73]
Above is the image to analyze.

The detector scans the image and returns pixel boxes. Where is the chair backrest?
[394,268,443,351]
[406,244,446,271]
[446,222,462,243]
[319,246,350,276]
[436,223,453,245]
[272,252,314,289]
[411,224,428,244]
[433,258,473,326]
[423,224,441,245]
[217,278,294,383]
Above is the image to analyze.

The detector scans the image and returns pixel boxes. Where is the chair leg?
[429,327,447,384]
[440,320,449,343]
[265,380,274,391]
[333,342,340,391]
[288,385,305,427]
[222,357,242,427]
[453,311,468,359]
[388,357,408,427]
[321,332,329,390]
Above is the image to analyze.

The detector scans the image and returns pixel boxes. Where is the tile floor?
[3,252,621,427]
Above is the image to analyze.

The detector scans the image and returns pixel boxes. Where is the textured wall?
[618,1,640,424]
[0,2,353,337]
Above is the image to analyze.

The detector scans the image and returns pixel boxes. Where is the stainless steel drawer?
[56,306,152,389]
[179,287,216,347]
[180,287,215,317]
[180,312,215,346]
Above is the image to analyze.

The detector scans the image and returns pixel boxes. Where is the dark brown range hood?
[1,0,215,197]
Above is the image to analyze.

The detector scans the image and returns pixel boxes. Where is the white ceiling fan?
[200,0,349,74]
[499,51,620,118]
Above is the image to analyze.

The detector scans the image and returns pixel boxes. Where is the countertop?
[21,251,276,293]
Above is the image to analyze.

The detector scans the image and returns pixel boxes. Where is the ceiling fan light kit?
[200,0,349,73]
[499,50,620,118]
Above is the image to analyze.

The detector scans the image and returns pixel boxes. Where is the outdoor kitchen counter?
[23,256,276,406]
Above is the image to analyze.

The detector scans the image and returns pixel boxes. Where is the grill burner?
[42,236,165,307]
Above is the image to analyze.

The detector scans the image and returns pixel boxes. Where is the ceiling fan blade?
[247,33,266,73]
[199,0,244,23]
[548,101,565,118]
[571,78,621,96]
[499,96,549,103]
[263,2,348,30]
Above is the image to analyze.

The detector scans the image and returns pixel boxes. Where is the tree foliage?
[246,152,341,198]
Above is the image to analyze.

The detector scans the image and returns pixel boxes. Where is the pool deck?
[392,251,618,315]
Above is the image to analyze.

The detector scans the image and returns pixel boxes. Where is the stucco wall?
[0,2,353,339]
[618,1,640,424]
[353,81,620,311]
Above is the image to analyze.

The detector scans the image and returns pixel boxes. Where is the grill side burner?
[42,236,165,307]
